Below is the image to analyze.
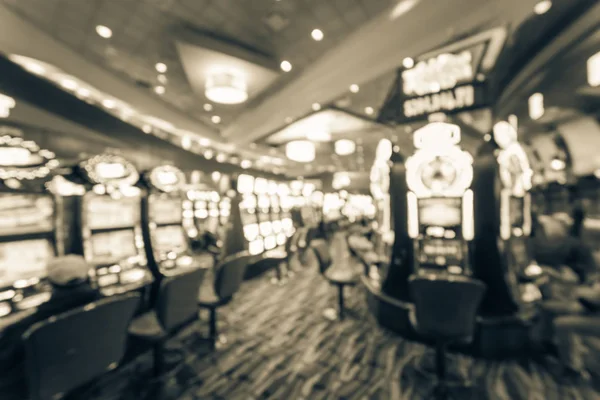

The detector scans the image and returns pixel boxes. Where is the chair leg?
[209,308,217,348]
[337,284,345,320]
[153,343,165,378]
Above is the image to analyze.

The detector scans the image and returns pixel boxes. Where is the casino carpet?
[82,234,600,400]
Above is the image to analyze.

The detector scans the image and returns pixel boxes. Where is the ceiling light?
[102,99,116,109]
[312,103,321,111]
[154,85,165,95]
[335,139,356,156]
[155,63,167,73]
[204,150,214,159]
[365,106,374,115]
[76,87,90,98]
[205,71,248,104]
[199,138,211,146]
[280,60,292,72]
[241,160,252,169]
[22,61,45,75]
[211,115,221,124]
[403,57,414,69]
[60,78,78,91]
[181,136,192,150]
[528,93,544,120]
[286,140,315,163]
[550,157,565,171]
[96,25,112,39]
[588,51,600,87]
[534,0,552,15]
[350,84,359,93]
[157,74,168,84]
[142,124,152,134]
[203,103,213,112]
[0,93,15,118]
[311,29,324,41]
[212,171,221,181]
[390,0,420,20]
[216,153,227,162]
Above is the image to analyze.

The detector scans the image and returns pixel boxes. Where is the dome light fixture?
[280,60,292,72]
[311,29,324,41]
[286,140,315,163]
[335,139,356,156]
[205,70,248,104]
[96,25,112,39]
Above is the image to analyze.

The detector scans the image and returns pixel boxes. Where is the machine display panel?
[150,196,182,225]
[510,196,524,228]
[418,198,461,227]
[419,238,463,265]
[89,229,137,264]
[153,225,188,254]
[0,194,54,236]
[0,239,53,286]
[86,195,139,230]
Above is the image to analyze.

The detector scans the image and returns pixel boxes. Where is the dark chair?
[409,274,486,400]
[22,293,140,400]
[128,267,207,386]
[312,240,359,320]
[198,251,252,347]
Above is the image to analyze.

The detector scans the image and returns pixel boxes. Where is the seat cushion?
[325,268,359,285]
[197,291,229,308]
[128,311,167,342]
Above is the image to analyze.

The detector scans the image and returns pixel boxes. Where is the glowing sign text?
[403,85,475,118]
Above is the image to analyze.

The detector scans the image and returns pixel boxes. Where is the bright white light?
[212,171,221,181]
[60,78,78,91]
[312,103,321,111]
[24,62,46,75]
[181,136,192,150]
[203,103,213,112]
[588,51,600,87]
[335,139,356,156]
[365,106,374,115]
[528,93,544,120]
[534,0,552,15]
[156,63,167,73]
[311,29,324,41]
[102,99,116,109]
[154,86,165,95]
[142,124,152,134]
[390,0,420,20]
[403,57,415,69]
[205,71,248,104]
[551,158,566,171]
[96,25,112,39]
[280,60,292,72]
[76,87,90,98]
[307,129,331,142]
[286,140,315,163]
[211,115,221,124]
[241,160,252,169]
[204,150,214,159]
[199,138,210,146]
[216,153,227,162]
[0,93,16,118]
[350,84,359,93]
[157,74,168,84]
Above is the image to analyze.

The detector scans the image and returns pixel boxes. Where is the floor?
[84,234,600,400]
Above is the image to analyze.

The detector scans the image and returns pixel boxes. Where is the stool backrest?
[311,240,332,274]
[22,293,140,400]
[215,251,252,299]
[409,275,486,340]
[156,267,207,331]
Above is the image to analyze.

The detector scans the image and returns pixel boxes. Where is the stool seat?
[325,268,359,285]
[198,291,230,308]
[128,311,167,342]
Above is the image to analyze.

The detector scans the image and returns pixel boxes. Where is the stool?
[324,268,359,320]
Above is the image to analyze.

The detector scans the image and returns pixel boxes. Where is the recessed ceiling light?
[203,103,213,112]
[24,62,45,75]
[241,160,252,169]
[204,150,214,159]
[199,138,211,146]
[154,85,165,95]
[157,74,168,84]
[534,0,552,15]
[350,84,359,93]
[102,99,116,109]
[155,63,167,73]
[403,57,414,69]
[60,78,77,91]
[142,124,152,134]
[365,106,374,115]
[216,153,227,162]
[96,25,112,39]
[311,29,324,41]
[211,115,221,124]
[280,60,292,72]
[76,88,90,98]
[312,103,321,111]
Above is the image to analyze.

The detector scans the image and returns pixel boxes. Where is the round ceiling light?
[154,85,165,95]
[205,71,248,104]
[286,140,315,163]
[155,63,167,73]
[311,29,324,41]
[534,0,552,15]
[365,106,374,115]
[203,103,213,112]
[60,78,78,91]
[335,139,356,156]
[350,84,359,93]
[312,103,321,111]
[157,74,168,84]
[403,57,414,69]
[241,160,252,169]
[211,115,221,124]
[280,60,292,72]
[96,25,112,39]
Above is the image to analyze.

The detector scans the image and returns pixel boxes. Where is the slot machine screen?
[89,229,138,264]
[510,196,524,228]
[0,239,53,285]
[237,175,254,194]
[420,238,463,266]
[240,195,258,226]
[86,195,139,230]
[153,225,188,254]
[150,196,182,225]
[418,198,461,227]
[0,194,54,236]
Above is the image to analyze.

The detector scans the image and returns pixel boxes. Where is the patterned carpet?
[77,234,600,400]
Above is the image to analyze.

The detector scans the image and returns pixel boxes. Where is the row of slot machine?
[0,131,223,323]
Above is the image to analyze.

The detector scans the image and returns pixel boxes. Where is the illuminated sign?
[0,135,59,181]
[80,154,139,186]
[0,94,15,118]
[402,51,474,97]
[588,51,600,87]
[149,165,185,193]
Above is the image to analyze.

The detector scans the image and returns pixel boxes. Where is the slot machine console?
[237,174,263,255]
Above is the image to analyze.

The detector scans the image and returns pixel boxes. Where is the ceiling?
[0,0,596,179]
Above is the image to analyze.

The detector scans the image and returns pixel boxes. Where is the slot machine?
[67,154,153,297]
[268,181,286,246]
[471,121,541,317]
[255,177,276,250]
[140,165,212,278]
[279,183,295,237]
[0,133,61,320]
[237,174,263,255]
[405,122,475,276]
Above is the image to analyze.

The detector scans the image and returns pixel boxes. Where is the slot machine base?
[362,276,537,360]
